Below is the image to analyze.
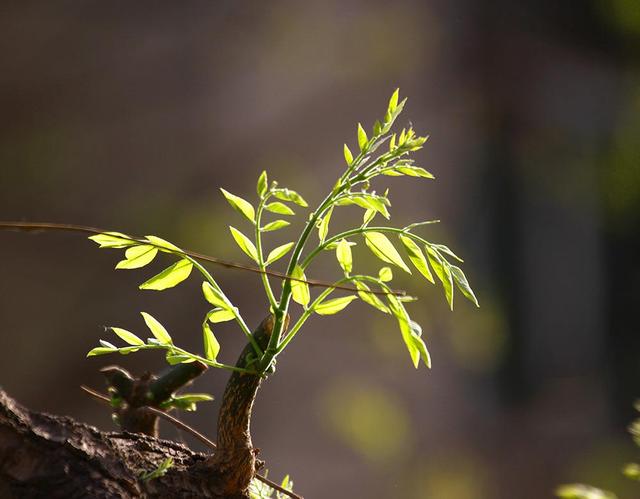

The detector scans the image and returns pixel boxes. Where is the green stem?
[254,195,278,309]
[187,257,263,356]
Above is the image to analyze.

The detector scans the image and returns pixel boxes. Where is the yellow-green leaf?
[88,232,136,249]
[274,188,308,207]
[139,259,193,290]
[115,245,158,270]
[357,123,368,151]
[388,88,399,114]
[450,265,479,307]
[364,232,411,273]
[378,266,393,282]
[265,201,295,216]
[141,312,172,344]
[290,265,310,307]
[265,242,294,265]
[318,207,333,243]
[262,220,290,232]
[336,238,352,274]
[257,171,268,197]
[343,143,353,166]
[355,282,389,313]
[207,308,236,323]
[202,281,229,309]
[202,322,220,361]
[426,248,453,310]
[220,188,255,223]
[111,327,144,346]
[87,347,116,357]
[314,295,358,315]
[229,227,258,262]
[145,235,182,252]
[399,235,434,283]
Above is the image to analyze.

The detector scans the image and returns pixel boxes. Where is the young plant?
[85,89,479,495]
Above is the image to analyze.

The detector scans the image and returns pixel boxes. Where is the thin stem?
[187,257,262,356]
[254,195,278,309]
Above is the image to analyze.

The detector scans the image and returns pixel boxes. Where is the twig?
[80,385,303,499]
[0,221,404,298]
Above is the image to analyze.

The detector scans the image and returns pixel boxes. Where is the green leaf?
[395,166,435,179]
[164,393,214,411]
[387,295,419,367]
[426,248,454,310]
[378,266,393,282]
[317,207,333,243]
[88,232,136,249]
[355,281,389,313]
[357,123,368,152]
[362,208,376,226]
[399,235,434,283]
[141,312,172,344]
[336,239,352,274]
[290,265,310,307]
[87,347,116,357]
[220,188,256,223]
[343,144,354,166]
[139,259,193,290]
[364,232,411,273]
[555,484,617,499]
[203,322,220,361]
[202,281,229,309]
[207,308,236,323]
[261,220,290,232]
[229,227,259,262]
[274,188,308,207]
[265,242,294,265]
[115,244,158,270]
[257,171,268,197]
[430,243,464,262]
[314,295,358,315]
[166,354,195,365]
[111,327,144,346]
[388,88,399,114]
[145,235,182,252]
[450,265,479,307]
[265,202,295,216]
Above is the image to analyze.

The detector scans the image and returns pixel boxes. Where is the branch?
[0,221,404,297]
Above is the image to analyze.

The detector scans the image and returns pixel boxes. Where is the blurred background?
[1,1,639,497]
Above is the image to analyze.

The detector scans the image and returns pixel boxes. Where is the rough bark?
[0,316,285,498]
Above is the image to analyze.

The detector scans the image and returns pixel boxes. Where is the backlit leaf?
[257,171,268,197]
[145,235,182,252]
[355,281,389,313]
[202,322,220,361]
[139,259,193,290]
[343,143,354,166]
[87,347,116,357]
[115,245,158,270]
[317,207,333,243]
[363,208,376,226]
[336,239,352,274]
[290,265,310,307]
[357,123,368,151]
[378,266,393,282]
[111,327,144,346]
[274,188,308,207]
[265,242,294,265]
[399,235,434,283]
[450,265,479,307]
[220,188,255,223]
[364,232,411,273]
[88,232,136,249]
[202,281,229,309]
[395,166,435,178]
[261,220,290,232]
[388,88,399,114]
[426,248,454,310]
[229,227,258,262]
[265,202,295,216]
[141,312,172,344]
[314,295,358,315]
[207,308,236,323]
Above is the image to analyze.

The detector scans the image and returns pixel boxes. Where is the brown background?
[1,2,639,498]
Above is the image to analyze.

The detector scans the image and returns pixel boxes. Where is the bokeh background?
[1,2,639,498]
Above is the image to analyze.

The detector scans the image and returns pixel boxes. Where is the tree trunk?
[0,315,285,498]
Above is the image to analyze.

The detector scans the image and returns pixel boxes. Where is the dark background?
[1,2,639,498]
